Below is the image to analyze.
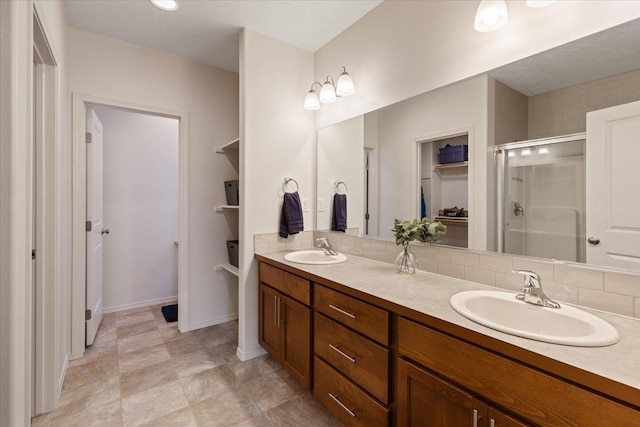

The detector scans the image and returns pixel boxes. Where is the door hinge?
[86,221,92,232]
[85,132,92,143]
[31,249,36,260]
[85,309,92,321]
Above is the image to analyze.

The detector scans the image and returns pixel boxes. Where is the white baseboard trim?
[236,346,267,362]
[103,296,178,314]
[187,313,238,332]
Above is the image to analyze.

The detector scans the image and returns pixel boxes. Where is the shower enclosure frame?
[494,132,586,256]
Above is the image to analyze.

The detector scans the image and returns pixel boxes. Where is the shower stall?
[495,133,586,262]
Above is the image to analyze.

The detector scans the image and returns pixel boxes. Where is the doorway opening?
[71,95,189,359]
[85,105,180,345]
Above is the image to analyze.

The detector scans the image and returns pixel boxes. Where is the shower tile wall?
[528,69,640,139]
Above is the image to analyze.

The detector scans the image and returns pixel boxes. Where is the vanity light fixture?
[525,0,556,8]
[304,66,355,110]
[150,0,179,11]
[474,0,556,32]
[474,0,508,32]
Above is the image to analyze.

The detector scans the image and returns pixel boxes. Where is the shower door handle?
[513,202,524,216]
[587,237,600,245]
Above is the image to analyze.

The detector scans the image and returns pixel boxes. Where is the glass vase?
[395,241,418,275]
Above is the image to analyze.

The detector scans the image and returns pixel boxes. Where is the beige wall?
[493,80,528,145]
[68,28,240,330]
[529,69,640,139]
[314,1,640,129]
[239,29,315,359]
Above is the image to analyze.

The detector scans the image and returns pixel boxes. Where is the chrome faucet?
[316,237,338,256]
[512,269,561,309]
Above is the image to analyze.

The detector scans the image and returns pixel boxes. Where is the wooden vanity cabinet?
[313,284,391,427]
[258,264,311,389]
[397,316,640,427]
[397,358,529,427]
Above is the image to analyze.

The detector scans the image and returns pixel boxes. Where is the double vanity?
[256,248,640,426]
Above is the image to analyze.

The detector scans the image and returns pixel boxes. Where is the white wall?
[314,1,640,129]
[317,115,364,232]
[239,29,315,359]
[1,0,69,423]
[376,76,489,249]
[94,107,179,312]
[68,28,239,330]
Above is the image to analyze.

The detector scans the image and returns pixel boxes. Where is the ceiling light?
[538,147,550,154]
[150,0,179,11]
[304,66,355,110]
[474,0,508,32]
[526,0,556,8]
[521,148,532,156]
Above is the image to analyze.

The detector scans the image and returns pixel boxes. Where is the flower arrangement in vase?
[390,218,447,274]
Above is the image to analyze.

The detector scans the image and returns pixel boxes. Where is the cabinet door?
[397,358,487,427]
[259,284,280,359]
[281,296,311,389]
[488,407,531,427]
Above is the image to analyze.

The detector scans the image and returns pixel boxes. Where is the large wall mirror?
[315,18,640,273]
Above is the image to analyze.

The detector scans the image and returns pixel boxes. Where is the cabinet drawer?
[314,356,389,427]
[397,317,640,427]
[314,285,389,345]
[314,313,389,404]
[259,263,310,305]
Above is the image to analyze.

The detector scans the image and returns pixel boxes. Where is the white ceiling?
[489,18,640,96]
[64,0,382,72]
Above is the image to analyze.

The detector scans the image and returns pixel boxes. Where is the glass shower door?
[499,137,586,262]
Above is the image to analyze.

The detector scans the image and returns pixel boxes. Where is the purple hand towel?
[331,193,347,232]
[279,191,304,238]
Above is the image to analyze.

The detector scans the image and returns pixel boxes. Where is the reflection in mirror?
[496,135,586,263]
[315,18,640,272]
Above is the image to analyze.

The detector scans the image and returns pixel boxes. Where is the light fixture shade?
[304,90,320,110]
[474,0,508,32]
[150,0,179,11]
[336,69,355,97]
[526,0,556,7]
[319,80,337,104]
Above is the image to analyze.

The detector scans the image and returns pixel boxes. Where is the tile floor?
[31,304,342,427]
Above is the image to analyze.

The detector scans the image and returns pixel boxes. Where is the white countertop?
[258,251,640,395]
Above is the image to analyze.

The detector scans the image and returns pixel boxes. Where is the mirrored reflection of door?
[501,138,586,262]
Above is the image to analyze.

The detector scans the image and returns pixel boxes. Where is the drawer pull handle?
[328,393,356,417]
[473,409,480,427]
[328,304,356,319]
[329,343,356,363]
[490,419,495,427]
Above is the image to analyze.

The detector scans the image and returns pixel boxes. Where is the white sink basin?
[450,290,620,347]
[284,249,347,265]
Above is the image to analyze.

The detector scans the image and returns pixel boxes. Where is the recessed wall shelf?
[215,137,239,154]
[434,161,468,173]
[218,263,239,277]
[215,205,240,212]
[434,216,469,224]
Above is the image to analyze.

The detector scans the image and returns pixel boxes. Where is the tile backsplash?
[254,230,640,319]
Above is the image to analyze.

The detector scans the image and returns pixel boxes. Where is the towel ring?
[334,180,348,195]
[282,177,299,193]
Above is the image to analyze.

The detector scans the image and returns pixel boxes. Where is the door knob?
[101,228,110,235]
[587,236,600,245]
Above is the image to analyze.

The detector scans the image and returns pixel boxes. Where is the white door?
[586,100,640,269]
[86,107,104,345]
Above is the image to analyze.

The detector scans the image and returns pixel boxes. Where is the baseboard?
[187,313,238,331]
[236,345,267,361]
[103,295,178,314]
